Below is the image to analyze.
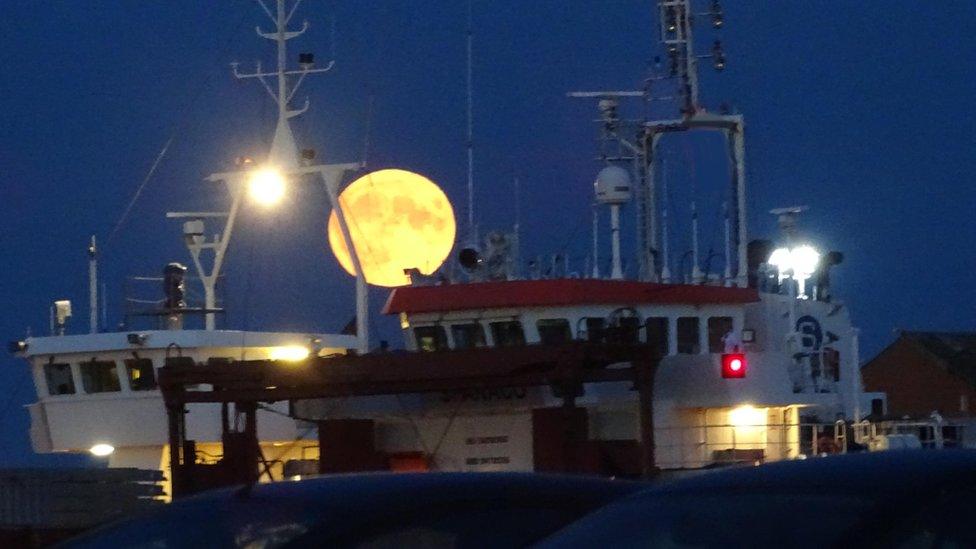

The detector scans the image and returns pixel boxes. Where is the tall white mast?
[233,0,334,169]
[660,159,671,282]
[170,0,369,353]
[88,235,98,334]
[723,201,733,285]
[591,205,600,278]
[690,201,703,284]
[465,1,476,238]
[610,204,624,280]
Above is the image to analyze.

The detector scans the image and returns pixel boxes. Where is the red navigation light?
[722,353,746,378]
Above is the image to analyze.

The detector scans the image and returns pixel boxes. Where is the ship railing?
[852,419,965,450]
[122,274,225,330]
[653,419,968,469]
[652,420,832,470]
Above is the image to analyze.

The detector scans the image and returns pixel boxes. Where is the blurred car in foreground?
[61,472,640,548]
[539,450,976,549]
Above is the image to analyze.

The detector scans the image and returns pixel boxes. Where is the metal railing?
[653,419,968,470]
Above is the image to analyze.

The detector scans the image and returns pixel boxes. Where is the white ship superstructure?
[12,0,367,487]
[22,330,355,471]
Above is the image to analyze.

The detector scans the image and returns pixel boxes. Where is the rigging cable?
[104,11,250,249]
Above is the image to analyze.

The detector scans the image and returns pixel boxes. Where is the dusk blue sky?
[0,2,974,464]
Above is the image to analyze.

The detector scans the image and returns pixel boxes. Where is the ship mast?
[232,0,334,168]
[571,0,746,286]
[465,1,475,238]
[168,0,370,353]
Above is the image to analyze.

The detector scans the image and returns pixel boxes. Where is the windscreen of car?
[538,491,875,549]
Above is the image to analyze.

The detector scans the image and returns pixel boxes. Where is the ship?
[11,0,959,499]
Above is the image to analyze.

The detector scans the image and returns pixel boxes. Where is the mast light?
[247,168,286,206]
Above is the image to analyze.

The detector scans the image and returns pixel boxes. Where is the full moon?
[327,169,456,287]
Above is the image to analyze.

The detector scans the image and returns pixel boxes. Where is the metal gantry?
[159,342,660,498]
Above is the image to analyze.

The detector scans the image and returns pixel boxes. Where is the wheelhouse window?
[450,323,486,349]
[581,317,606,343]
[676,317,700,354]
[813,347,841,382]
[536,319,572,345]
[125,358,157,391]
[43,362,75,395]
[707,316,734,353]
[414,326,448,352]
[489,321,525,347]
[645,317,669,356]
[80,360,121,393]
[613,316,642,345]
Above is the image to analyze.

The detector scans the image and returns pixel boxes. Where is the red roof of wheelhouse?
[383,278,759,315]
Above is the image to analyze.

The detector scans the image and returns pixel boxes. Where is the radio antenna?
[233,0,335,168]
[465,0,475,237]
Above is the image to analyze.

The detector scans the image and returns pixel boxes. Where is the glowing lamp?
[269,345,311,362]
[722,353,746,378]
[89,443,115,457]
[248,168,286,206]
[729,405,765,428]
[768,245,820,295]
[768,245,820,280]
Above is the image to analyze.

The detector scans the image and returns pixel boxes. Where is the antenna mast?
[660,0,701,114]
[232,0,335,168]
[465,1,476,237]
[660,158,671,282]
[88,235,98,334]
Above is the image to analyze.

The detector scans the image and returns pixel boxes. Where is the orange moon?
[327,169,456,287]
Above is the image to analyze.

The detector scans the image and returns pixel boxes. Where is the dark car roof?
[649,449,976,497]
[189,471,640,505]
[64,472,642,548]
[537,451,976,549]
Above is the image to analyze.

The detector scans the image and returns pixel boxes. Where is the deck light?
[89,443,115,457]
[7,340,27,354]
[729,405,765,428]
[248,167,286,206]
[269,345,311,362]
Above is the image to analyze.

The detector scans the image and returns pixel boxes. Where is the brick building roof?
[900,331,976,387]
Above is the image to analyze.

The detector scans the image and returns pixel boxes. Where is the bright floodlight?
[767,247,791,276]
[768,245,820,279]
[248,168,286,206]
[768,245,820,296]
[89,443,115,457]
[790,245,820,279]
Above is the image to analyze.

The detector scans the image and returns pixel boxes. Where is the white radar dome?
[594,165,632,205]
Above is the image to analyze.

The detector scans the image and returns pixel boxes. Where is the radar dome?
[594,165,632,205]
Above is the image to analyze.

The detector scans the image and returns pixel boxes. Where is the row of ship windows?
[414,316,735,355]
[42,358,156,397]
